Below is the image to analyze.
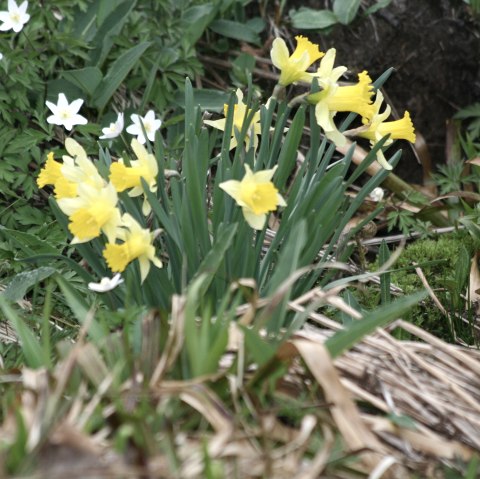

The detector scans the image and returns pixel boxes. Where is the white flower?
[369,187,384,202]
[88,273,124,293]
[126,110,161,144]
[100,112,124,140]
[0,52,3,61]
[0,0,30,33]
[46,93,88,131]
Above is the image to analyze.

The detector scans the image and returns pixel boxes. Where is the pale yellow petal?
[242,208,266,230]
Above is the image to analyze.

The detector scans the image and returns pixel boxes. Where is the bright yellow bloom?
[109,139,158,215]
[357,91,416,170]
[103,214,162,282]
[57,183,121,244]
[204,89,261,150]
[37,151,78,199]
[219,164,286,230]
[307,49,374,147]
[37,152,61,187]
[270,35,324,86]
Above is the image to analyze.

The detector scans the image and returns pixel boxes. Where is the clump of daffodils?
[265,36,416,170]
[37,139,162,282]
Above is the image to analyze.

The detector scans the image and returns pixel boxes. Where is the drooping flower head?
[357,91,416,170]
[0,0,29,33]
[46,93,88,131]
[307,49,375,147]
[103,214,163,282]
[270,35,324,86]
[219,164,286,230]
[204,89,261,150]
[109,139,158,215]
[126,110,161,144]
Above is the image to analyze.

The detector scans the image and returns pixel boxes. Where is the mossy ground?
[356,231,480,343]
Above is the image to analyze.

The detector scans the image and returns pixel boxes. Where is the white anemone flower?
[0,0,30,33]
[46,93,88,131]
[88,273,124,293]
[100,112,124,140]
[126,110,161,144]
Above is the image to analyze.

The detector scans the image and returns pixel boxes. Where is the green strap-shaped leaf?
[93,42,151,109]
[326,291,426,358]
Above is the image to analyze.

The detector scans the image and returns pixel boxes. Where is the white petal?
[69,98,84,114]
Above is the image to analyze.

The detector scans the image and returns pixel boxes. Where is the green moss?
[357,231,480,343]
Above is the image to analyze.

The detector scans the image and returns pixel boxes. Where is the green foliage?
[363,232,479,343]
[289,0,393,30]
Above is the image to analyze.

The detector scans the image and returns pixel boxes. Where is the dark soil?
[293,0,480,183]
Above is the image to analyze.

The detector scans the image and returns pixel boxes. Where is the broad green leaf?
[1,267,56,302]
[290,8,338,30]
[174,88,229,112]
[90,0,137,67]
[364,0,393,15]
[182,4,217,43]
[0,296,47,369]
[333,0,362,24]
[326,291,426,358]
[93,42,151,109]
[209,19,260,44]
[61,67,103,97]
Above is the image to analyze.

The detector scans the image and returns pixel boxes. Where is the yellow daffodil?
[37,152,61,187]
[307,49,375,147]
[37,151,78,199]
[357,91,416,170]
[204,89,261,150]
[219,164,286,230]
[57,183,121,244]
[270,35,324,86]
[110,139,158,214]
[103,213,163,282]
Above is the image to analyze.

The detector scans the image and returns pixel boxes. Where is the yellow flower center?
[239,181,279,215]
[110,162,151,191]
[68,202,116,240]
[103,231,149,273]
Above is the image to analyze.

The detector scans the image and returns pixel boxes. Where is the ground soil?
[293,0,480,183]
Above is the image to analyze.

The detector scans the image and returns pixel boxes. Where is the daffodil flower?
[109,139,158,215]
[219,164,286,230]
[61,138,105,191]
[357,91,416,170]
[307,49,375,147]
[204,89,261,150]
[88,273,124,293]
[46,93,88,131]
[270,35,324,86]
[103,214,163,282]
[37,150,78,199]
[100,112,124,140]
[0,0,29,33]
[126,110,161,144]
[57,183,121,244]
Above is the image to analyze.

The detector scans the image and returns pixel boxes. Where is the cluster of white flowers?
[45,93,161,143]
